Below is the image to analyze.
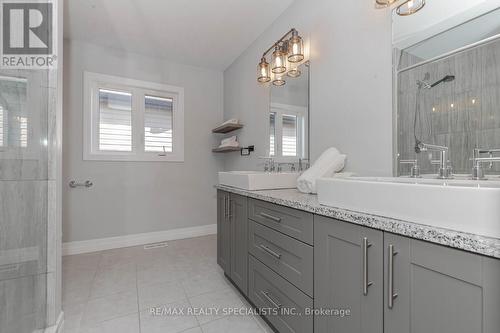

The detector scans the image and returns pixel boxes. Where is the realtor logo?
[0,0,57,68]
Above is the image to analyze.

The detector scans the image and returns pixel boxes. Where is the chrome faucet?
[399,159,421,178]
[298,158,309,172]
[471,148,500,180]
[415,141,452,179]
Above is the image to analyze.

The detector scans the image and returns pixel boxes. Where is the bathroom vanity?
[216,186,500,333]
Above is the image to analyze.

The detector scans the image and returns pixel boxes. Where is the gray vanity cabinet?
[217,190,231,275]
[314,216,383,333]
[216,190,248,295]
[229,193,248,294]
[384,233,500,333]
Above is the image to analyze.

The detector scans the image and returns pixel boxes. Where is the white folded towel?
[221,118,239,126]
[297,147,346,194]
[219,135,239,148]
[221,135,238,146]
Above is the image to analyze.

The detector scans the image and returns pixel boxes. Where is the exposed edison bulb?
[396,0,425,16]
[257,57,271,83]
[472,98,476,105]
[450,103,454,109]
[432,107,436,112]
[272,45,286,74]
[288,30,304,63]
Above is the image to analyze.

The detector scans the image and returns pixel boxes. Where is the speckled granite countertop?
[216,185,500,259]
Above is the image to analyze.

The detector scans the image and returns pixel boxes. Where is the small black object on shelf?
[240,145,255,156]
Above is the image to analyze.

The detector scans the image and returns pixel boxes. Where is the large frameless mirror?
[393,5,500,177]
[268,61,309,162]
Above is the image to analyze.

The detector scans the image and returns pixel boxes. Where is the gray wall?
[223,0,393,175]
[63,40,223,243]
[397,37,500,175]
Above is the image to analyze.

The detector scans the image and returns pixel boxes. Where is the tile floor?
[62,235,273,333]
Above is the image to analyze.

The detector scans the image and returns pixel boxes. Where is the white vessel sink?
[317,176,500,238]
[219,171,299,190]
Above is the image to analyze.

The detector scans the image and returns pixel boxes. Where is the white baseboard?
[43,311,64,333]
[62,224,217,256]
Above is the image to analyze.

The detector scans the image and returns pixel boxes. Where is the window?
[269,103,307,160]
[84,72,184,161]
[269,112,276,156]
[282,114,297,156]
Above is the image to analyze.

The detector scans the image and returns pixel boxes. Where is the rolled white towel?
[297,148,346,194]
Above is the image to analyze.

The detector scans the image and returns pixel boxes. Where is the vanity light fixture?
[396,0,425,16]
[288,30,304,63]
[287,62,301,78]
[272,74,286,86]
[257,57,271,83]
[256,28,306,85]
[272,45,287,74]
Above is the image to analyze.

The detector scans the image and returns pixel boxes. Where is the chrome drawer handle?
[388,244,399,309]
[261,290,282,309]
[259,244,282,259]
[362,237,373,296]
[259,212,282,223]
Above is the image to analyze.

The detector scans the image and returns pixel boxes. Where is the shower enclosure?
[0,67,59,333]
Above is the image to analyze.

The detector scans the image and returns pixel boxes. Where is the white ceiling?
[64,0,295,70]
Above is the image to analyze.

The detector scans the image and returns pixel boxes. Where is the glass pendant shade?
[257,57,271,83]
[288,31,304,63]
[396,0,425,16]
[272,72,286,86]
[272,46,287,74]
[287,62,301,78]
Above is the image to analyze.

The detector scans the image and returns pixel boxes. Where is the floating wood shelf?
[212,123,243,134]
[212,146,241,153]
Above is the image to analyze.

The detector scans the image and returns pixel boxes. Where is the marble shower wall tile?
[398,37,500,175]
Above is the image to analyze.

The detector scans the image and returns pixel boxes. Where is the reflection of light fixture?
[257,57,271,83]
[450,103,454,109]
[375,0,397,6]
[472,99,476,105]
[396,0,425,16]
[272,45,286,74]
[432,107,436,112]
[288,30,304,63]
[256,28,306,86]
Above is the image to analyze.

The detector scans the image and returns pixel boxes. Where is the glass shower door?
[0,70,50,333]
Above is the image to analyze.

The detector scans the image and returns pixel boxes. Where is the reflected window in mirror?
[268,62,309,161]
[0,75,33,154]
[269,112,276,156]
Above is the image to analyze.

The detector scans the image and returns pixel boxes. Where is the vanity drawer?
[249,220,313,297]
[248,198,313,245]
[249,255,313,333]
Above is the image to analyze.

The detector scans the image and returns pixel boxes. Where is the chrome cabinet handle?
[362,237,373,296]
[388,244,399,309]
[259,244,282,259]
[69,180,93,188]
[261,291,282,309]
[259,212,281,223]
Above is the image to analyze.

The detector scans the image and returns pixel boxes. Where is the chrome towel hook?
[69,180,93,188]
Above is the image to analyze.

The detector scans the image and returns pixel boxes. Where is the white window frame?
[83,72,184,162]
[269,102,308,162]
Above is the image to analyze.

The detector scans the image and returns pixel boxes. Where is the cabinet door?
[314,216,383,333]
[217,190,231,275]
[230,193,248,294]
[384,233,500,333]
